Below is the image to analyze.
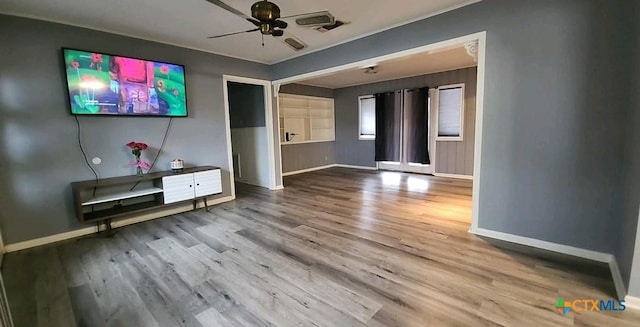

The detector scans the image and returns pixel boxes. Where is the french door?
[378,89,436,174]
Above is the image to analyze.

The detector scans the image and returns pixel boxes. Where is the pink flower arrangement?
[126,142,150,176]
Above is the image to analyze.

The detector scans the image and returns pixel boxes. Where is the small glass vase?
[135,157,144,177]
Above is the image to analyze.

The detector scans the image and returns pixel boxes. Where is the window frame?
[358,95,376,140]
[435,83,465,141]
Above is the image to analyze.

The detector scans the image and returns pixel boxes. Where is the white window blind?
[437,86,464,140]
[359,96,376,140]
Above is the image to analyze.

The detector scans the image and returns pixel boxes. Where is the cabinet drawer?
[194,170,222,197]
[162,174,195,204]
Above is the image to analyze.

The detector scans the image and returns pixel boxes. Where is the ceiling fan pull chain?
[262,34,265,47]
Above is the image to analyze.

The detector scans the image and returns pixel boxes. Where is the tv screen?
[62,48,188,116]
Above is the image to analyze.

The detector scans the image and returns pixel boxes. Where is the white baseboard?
[4,226,97,253]
[471,228,612,262]
[335,164,378,170]
[609,258,627,301]
[273,185,285,190]
[471,228,627,300]
[625,295,640,310]
[4,195,235,253]
[433,173,473,180]
[281,164,379,177]
[282,164,336,176]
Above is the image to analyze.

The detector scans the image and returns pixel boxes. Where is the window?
[359,95,376,140]
[436,84,464,141]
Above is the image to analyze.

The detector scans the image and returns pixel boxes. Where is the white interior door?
[378,89,435,174]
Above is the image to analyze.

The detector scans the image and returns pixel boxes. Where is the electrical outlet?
[325,156,328,161]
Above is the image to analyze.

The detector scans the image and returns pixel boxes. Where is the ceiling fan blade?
[272,29,284,37]
[273,20,288,29]
[208,28,259,39]
[204,0,261,26]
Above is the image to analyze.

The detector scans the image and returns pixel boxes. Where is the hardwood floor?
[3,167,640,326]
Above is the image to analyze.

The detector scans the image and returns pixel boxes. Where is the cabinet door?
[162,174,195,204]
[194,170,222,197]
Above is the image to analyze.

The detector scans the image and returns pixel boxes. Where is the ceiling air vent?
[314,21,349,33]
[295,11,335,26]
[363,66,378,74]
[283,37,307,51]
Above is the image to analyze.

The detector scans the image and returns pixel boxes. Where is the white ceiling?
[0,0,479,64]
[295,45,476,89]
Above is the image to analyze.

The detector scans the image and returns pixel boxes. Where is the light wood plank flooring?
[3,168,640,326]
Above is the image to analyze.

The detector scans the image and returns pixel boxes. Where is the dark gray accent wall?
[228,82,265,128]
[280,83,335,98]
[618,1,640,295]
[0,15,270,245]
[274,0,631,258]
[279,84,336,173]
[334,67,476,174]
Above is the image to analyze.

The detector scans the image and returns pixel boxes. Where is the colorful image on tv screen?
[63,49,187,116]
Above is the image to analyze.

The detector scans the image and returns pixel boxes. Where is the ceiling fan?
[204,0,328,49]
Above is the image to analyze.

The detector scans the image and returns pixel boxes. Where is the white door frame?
[272,31,486,232]
[222,75,278,196]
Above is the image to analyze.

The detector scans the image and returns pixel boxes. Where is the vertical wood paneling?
[281,142,335,173]
[465,68,477,175]
[434,67,477,176]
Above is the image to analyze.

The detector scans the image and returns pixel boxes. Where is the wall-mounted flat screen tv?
[62,48,188,116]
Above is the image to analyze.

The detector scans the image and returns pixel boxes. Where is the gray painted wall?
[618,1,640,296]
[334,67,476,174]
[274,0,631,258]
[0,15,270,245]
[279,84,336,173]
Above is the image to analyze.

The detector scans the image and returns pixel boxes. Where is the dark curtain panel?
[375,91,402,162]
[404,88,430,164]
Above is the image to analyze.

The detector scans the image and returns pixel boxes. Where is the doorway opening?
[223,76,277,195]
[272,32,486,231]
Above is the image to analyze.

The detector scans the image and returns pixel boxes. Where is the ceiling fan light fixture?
[260,23,272,34]
[251,0,280,21]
